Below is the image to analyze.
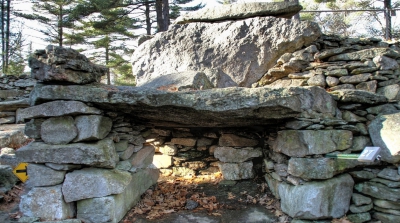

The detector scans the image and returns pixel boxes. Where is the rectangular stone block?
[19,185,76,221]
[153,154,173,168]
[272,130,353,157]
[218,161,254,180]
[77,168,159,223]
[16,138,118,168]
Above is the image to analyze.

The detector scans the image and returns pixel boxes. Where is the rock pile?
[14,50,158,223]
[350,167,400,222]
[258,35,400,103]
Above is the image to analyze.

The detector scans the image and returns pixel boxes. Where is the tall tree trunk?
[145,0,151,35]
[384,0,392,40]
[105,39,110,85]
[58,4,63,47]
[156,0,164,31]
[1,0,5,73]
[162,0,169,30]
[156,0,169,32]
[5,0,10,72]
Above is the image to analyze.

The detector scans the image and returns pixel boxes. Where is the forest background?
[1,0,399,86]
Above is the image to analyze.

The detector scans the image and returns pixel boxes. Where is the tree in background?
[71,0,139,85]
[358,0,400,39]
[300,0,361,37]
[1,0,27,75]
[15,0,77,47]
[301,0,400,40]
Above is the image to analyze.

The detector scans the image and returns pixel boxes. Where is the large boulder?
[131,17,321,88]
[30,84,336,127]
[279,174,354,220]
[368,112,400,163]
[175,2,302,24]
[29,45,108,84]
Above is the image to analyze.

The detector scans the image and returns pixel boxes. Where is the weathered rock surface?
[30,84,336,127]
[279,174,354,219]
[137,71,214,91]
[26,164,66,187]
[19,185,76,220]
[24,119,44,139]
[41,116,78,144]
[0,165,18,193]
[0,124,28,149]
[29,45,108,84]
[374,199,400,210]
[377,84,400,101]
[16,138,118,168]
[368,112,400,163]
[218,134,259,147]
[330,89,388,104]
[73,115,112,142]
[152,154,173,168]
[77,168,159,223]
[214,147,262,163]
[130,145,155,168]
[373,212,400,223]
[218,161,254,180]
[355,181,400,202]
[17,100,102,122]
[288,158,376,180]
[328,48,400,61]
[62,168,132,202]
[0,98,30,111]
[175,2,302,24]
[352,193,372,206]
[272,130,352,157]
[131,16,321,88]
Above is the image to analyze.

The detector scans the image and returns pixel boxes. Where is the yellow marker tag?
[13,162,29,183]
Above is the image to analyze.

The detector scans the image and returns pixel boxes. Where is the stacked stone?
[258,35,400,103]
[346,167,400,223]
[15,46,159,223]
[148,128,263,181]
[0,74,36,124]
[150,128,219,178]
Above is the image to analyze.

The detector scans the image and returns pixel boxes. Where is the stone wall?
[13,17,400,223]
[256,34,400,223]
[0,74,36,125]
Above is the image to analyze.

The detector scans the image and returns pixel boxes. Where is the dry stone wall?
[0,74,36,125]
[12,8,400,223]
[18,39,400,222]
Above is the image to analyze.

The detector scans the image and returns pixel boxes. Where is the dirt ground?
[120,175,288,223]
[0,175,286,223]
[0,183,24,223]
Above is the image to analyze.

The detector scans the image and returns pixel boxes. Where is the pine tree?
[14,0,77,47]
[72,0,139,85]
